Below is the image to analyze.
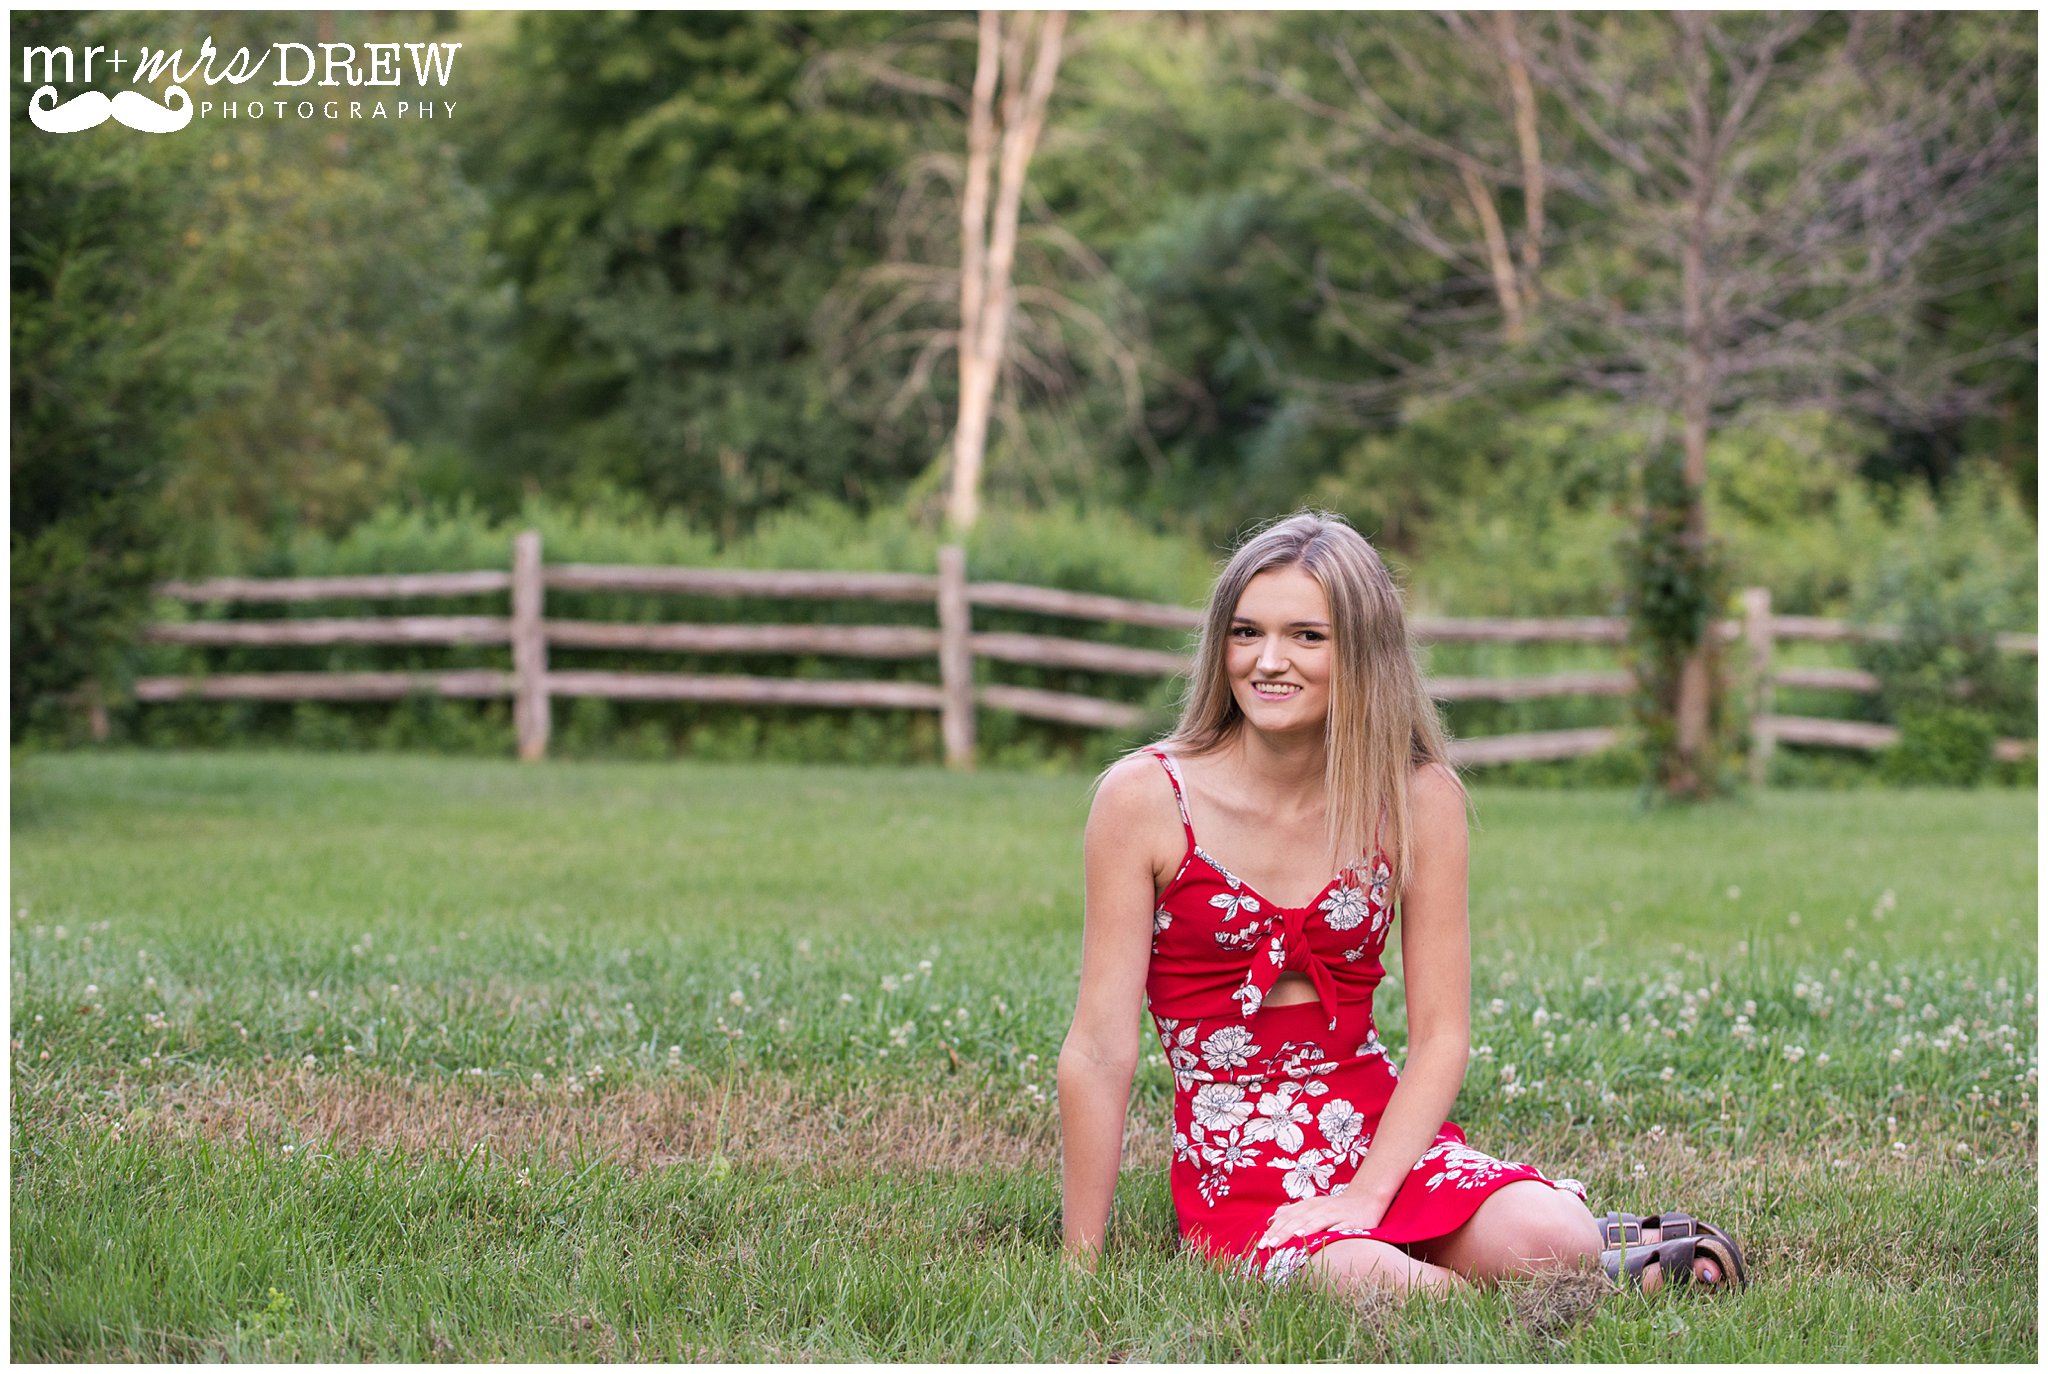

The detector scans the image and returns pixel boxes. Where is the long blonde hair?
[1147,509,1461,896]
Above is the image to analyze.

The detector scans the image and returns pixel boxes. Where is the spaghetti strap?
[1144,747,1195,841]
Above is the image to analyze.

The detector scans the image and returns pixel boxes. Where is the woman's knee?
[1497,1183,1603,1264]
[1455,1181,1603,1272]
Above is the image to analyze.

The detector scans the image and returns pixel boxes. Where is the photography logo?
[22,35,461,134]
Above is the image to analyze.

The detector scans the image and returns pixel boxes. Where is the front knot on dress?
[1233,905,1343,1028]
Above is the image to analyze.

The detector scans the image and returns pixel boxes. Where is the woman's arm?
[1057,757,1170,1261]
[1259,761,1472,1246]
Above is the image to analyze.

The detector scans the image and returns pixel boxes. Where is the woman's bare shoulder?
[1091,749,1172,820]
[1407,759,1471,826]
[1087,750,1184,856]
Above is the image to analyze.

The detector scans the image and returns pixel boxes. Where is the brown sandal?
[1599,1210,1748,1292]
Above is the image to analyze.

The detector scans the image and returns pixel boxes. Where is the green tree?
[460,11,924,542]
[155,9,509,572]
[11,10,201,739]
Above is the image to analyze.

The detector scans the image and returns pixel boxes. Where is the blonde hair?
[1145,509,1461,896]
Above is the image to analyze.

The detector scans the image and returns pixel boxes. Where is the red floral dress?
[1141,748,1584,1285]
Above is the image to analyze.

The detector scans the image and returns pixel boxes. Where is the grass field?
[10,750,2037,1361]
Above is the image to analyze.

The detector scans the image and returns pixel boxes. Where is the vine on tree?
[1618,447,1734,802]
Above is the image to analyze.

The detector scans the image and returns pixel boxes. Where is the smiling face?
[1226,564,1334,737]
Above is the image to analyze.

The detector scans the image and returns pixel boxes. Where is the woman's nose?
[1257,637,1288,672]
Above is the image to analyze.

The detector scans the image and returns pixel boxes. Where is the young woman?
[1057,511,1745,1298]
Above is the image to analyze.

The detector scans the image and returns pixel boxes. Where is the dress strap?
[1145,748,1195,842]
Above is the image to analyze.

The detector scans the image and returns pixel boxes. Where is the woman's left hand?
[1257,1192,1386,1250]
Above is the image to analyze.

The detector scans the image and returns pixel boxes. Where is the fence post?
[80,681,110,742]
[513,529,550,761]
[1742,586,1774,788]
[937,544,975,770]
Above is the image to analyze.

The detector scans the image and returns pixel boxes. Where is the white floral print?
[1195,844,1250,892]
[1276,1041,1339,1082]
[1317,884,1370,932]
[1272,1146,1336,1200]
[1242,1084,1313,1152]
[1413,1140,1519,1192]
[1259,1244,1312,1286]
[1209,889,1261,923]
[1191,1081,1254,1133]
[1196,1131,1263,1204]
[1215,922,1263,952]
[1201,1025,1258,1071]
[1154,907,1173,934]
[1317,1098,1366,1158]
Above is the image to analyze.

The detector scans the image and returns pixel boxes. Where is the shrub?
[1850,463,2036,757]
[1881,705,1999,787]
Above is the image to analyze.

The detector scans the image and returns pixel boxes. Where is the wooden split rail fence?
[130,533,2036,777]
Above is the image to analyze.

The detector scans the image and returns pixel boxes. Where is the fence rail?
[128,534,2035,775]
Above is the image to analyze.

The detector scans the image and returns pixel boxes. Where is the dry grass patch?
[28,1063,1069,1176]
[1501,1266,1610,1343]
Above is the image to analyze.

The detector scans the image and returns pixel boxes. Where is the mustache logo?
[30,84,193,134]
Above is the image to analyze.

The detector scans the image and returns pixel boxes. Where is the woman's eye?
[1230,627,1257,638]
[1300,631,1326,643]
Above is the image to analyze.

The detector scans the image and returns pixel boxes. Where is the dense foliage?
[11,12,200,740]
[8,11,2035,774]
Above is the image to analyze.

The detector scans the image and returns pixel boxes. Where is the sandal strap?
[1602,1234,1702,1290]
[1645,1210,1700,1240]
[1599,1211,1643,1249]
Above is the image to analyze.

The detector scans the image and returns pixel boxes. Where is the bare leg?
[1302,1237,1467,1300]
[1414,1182,1727,1290]
[1413,1180,1604,1282]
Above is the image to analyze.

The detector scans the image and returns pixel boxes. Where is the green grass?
[11,751,2037,1360]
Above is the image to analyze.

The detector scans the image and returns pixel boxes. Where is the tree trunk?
[947,11,1067,537]
[1671,12,1718,800]
[1458,159,1525,345]
[1491,10,1544,311]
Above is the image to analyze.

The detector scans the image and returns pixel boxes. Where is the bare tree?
[1269,11,2034,798]
[950,11,1066,534]
[809,13,1165,536]
[1260,12,1552,353]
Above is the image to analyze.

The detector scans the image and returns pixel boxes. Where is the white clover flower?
[1660,1066,1676,1082]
